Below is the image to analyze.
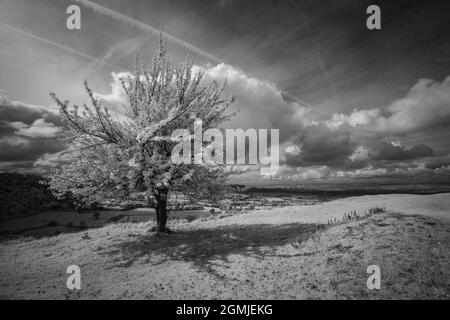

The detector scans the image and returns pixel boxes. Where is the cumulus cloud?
[0,93,65,169]
[8,119,61,138]
[0,135,30,147]
[0,135,63,162]
[4,65,449,181]
[95,64,313,143]
[326,76,450,136]
[284,123,435,173]
[369,141,434,161]
[0,94,61,126]
[285,144,301,156]
[385,76,450,134]
[278,75,450,180]
[93,72,130,114]
[349,146,370,162]
[91,69,450,181]
[285,124,355,167]
[425,156,450,170]
[197,63,311,141]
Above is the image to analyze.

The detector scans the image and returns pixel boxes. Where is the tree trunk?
[153,189,170,233]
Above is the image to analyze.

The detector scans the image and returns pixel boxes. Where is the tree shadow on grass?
[98,222,317,274]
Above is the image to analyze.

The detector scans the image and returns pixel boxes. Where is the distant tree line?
[0,173,71,220]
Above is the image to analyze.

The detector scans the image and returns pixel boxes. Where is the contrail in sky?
[81,34,151,78]
[73,0,321,111]
[1,2,319,112]
[288,0,339,107]
[73,0,222,64]
[0,22,118,70]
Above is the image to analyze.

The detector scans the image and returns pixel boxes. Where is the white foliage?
[49,38,234,205]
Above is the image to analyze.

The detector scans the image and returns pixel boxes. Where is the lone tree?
[49,38,234,233]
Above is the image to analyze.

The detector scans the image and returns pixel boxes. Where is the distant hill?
[0,173,63,220]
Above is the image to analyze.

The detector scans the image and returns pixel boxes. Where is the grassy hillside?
[0,193,448,299]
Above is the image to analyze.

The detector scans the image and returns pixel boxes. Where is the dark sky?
[0,0,450,183]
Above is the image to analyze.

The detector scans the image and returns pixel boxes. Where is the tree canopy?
[49,38,234,232]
